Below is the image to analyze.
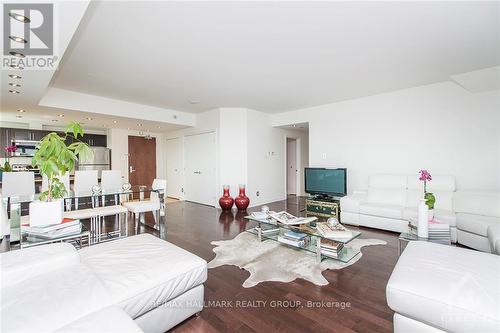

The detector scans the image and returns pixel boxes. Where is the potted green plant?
[29,122,93,226]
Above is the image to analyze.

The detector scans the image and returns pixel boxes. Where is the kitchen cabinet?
[12,129,48,141]
[0,128,12,158]
[81,134,107,147]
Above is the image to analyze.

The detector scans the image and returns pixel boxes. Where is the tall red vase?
[219,185,234,211]
[234,184,250,211]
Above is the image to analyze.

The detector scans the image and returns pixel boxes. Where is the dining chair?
[100,170,122,206]
[123,179,166,231]
[1,172,35,233]
[41,173,71,211]
[73,170,98,209]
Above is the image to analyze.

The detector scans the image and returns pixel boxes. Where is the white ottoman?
[386,241,500,333]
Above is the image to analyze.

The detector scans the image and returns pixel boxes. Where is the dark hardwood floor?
[163,196,398,333]
[0,196,399,332]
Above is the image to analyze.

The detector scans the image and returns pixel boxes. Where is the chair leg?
[124,211,129,237]
[135,213,139,234]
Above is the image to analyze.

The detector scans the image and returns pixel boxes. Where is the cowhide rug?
[208,231,386,287]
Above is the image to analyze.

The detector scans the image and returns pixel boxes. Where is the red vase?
[219,185,234,210]
[234,184,250,211]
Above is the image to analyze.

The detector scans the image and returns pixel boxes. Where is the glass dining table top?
[5,185,164,204]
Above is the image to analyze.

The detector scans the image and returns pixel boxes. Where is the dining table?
[3,185,166,250]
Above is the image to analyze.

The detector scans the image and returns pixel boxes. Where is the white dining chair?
[100,170,122,206]
[123,179,166,231]
[41,173,71,211]
[1,172,35,235]
[73,170,98,209]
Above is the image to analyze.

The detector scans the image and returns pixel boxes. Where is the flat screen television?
[305,167,347,197]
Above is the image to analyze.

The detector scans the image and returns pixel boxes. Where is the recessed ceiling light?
[292,124,296,127]
[138,123,143,127]
[51,119,58,122]
[9,89,20,94]
[127,127,131,130]
[9,12,30,23]
[157,126,161,129]
[189,100,199,104]
[16,115,23,118]
[17,109,25,113]
[9,35,27,44]
[113,120,117,124]
[8,74,22,79]
[86,117,93,120]
[9,83,21,87]
[9,51,25,58]
[58,114,64,118]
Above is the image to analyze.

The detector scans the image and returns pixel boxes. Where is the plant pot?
[29,200,64,227]
[235,184,250,211]
[428,209,435,221]
[417,199,429,238]
[219,185,234,211]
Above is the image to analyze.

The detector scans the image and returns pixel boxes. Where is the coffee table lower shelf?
[246,226,360,263]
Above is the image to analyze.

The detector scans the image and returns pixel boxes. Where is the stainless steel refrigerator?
[76,147,111,177]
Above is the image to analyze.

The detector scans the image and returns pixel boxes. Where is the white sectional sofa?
[387,241,500,333]
[0,234,207,333]
[341,174,457,241]
[454,191,500,253]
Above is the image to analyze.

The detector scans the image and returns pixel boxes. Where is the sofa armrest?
[0,243,80,289]
[340,191,367,213]
[487,225,500,255]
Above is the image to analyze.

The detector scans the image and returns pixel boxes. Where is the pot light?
[8,74,22,79]
[292,124,296,127]
[189,100,199,104]
[9,89,20,94]
[9,12,30,23]
[9,51,25,58]
[16,115,23,118]
[9,64,24,70]
[51,119,58,122]
[9,35,27,44]
[58,114,64,118]
[9,83,21,87]
[113,120,117,124]
[138,123,143,127]
[17,109,26,113]
[86,117,93,121]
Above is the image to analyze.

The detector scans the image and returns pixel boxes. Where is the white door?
[287,138,297,195]
[184,132,216,206]
[165,137,182,199]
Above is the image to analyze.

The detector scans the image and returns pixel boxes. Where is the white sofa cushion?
[54,306,143,333]
[366,188,406,206]
[0,242,80,289]
[454,191,500,217]
[339,191,367,213]
[359,202,403,219]
[79,233,207,319]
[369,174,407,189]
[387,241,500,333]
[1,264,112,333]
[403,208,456,227]
[456,213,500,237]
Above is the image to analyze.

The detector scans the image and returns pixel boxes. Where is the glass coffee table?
[245,214,362,263]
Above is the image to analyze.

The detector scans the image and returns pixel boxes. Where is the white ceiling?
[50,1,500,114]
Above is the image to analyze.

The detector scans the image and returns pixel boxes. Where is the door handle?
[129,166,136,173]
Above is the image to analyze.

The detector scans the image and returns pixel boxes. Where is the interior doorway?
[286,138,298,195]
[184,132,216,206]
[128,136,156,190]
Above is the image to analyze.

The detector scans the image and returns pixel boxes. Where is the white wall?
[246,109,309,207]
[273,82,500,192]
[163,108,309,207]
